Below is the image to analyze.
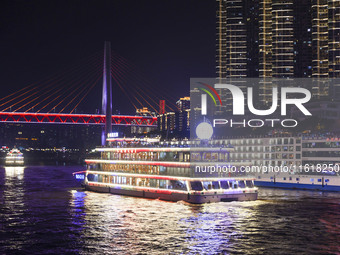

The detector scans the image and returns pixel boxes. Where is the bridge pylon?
[101,41,112,145]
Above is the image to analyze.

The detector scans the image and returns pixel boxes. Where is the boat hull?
[255,180,340,192]
[85,184,258,204]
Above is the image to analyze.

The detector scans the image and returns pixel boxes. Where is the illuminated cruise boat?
[5,148,24,166]
[74,138,258,203]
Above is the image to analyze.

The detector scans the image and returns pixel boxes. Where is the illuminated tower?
[312,0,329,78]
[328,0,340,79]
[259,0,272,78]
[271,0,294,78]
[102,41,112,145]
[216,0,259,114]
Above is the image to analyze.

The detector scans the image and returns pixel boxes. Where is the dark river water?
[0,166,339,255]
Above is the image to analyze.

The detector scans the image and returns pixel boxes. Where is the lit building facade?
[157,97,190,138]
[131,107,157,135]
[217,0,340,104]
[176,97,190,112]
[209,135,340,168]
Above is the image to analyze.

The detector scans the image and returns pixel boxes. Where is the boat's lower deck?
[255,174,340,192]
[85,184,258,203]
[255,180,340,192]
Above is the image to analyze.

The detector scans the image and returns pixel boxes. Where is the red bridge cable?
[111,55,178,110]
[13,62,100,113]
[109,72,138,110]
[59,67,103,113]
[111,65,159,114]
[12,59,101,113]
[54,65,102,113]
[0,85,40,110]
[134,85,175,112]
[0,85,35,103]
[112,53,179,102]
[46,53,103,112]
[40,57,102,113]
[110,62,159,113]
[110,67,143,109]
[70,73,102,114]
[43,62,102,113]
[24,80,77,113]
[133,89,158,113]
[110,66,145,110]
[15,81,66,112]
[0,51,102,107]
[2,52,102,112]
[110,58,177,111]
[0,51,100,103]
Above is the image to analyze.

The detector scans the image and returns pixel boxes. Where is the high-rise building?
[216,0,259,79]
[328,0,340,78]
[216,0,340,103]
[312,0,329,78]
[131,107,156,135]
[293,0,313,78]
[176,97,190,112]
[157,97,190,138]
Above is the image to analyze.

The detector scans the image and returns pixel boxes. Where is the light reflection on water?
[0,166,340,254]
[70,189,340,255]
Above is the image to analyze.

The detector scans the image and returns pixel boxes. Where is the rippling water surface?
[0,166,339,254]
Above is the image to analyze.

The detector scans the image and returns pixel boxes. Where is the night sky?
[0,0,216,114]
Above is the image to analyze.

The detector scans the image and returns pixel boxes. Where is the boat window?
[230,181,238,189]
[190,181,203,191]
[159,152,167,160]
[159,180,167,189]
[87,174,97,182]
[169,180,187,191]
[211,153,218,161]
[212,181,220,189]
[116,176,121,184]
[318,179,322,182]
[220,181,229,189]
[203,181,212,190]
[137,178,145,186]
[98,175,103,182]
[246,180,254,188]
[202,153,211,162]
[88,164,99,170]
[325,179,329,183]
[184,153,190,162]
[296,178,300,181]
[149,179,158,188]
[238,181,246,188]
[191,153,201,162]
[159,166,166,174]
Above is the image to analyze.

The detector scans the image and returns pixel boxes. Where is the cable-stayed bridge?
[0,42,179,130]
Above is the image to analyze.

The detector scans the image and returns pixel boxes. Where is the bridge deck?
[0,112,157,126]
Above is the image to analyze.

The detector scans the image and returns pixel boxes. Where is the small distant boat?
[5,148,24,166]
